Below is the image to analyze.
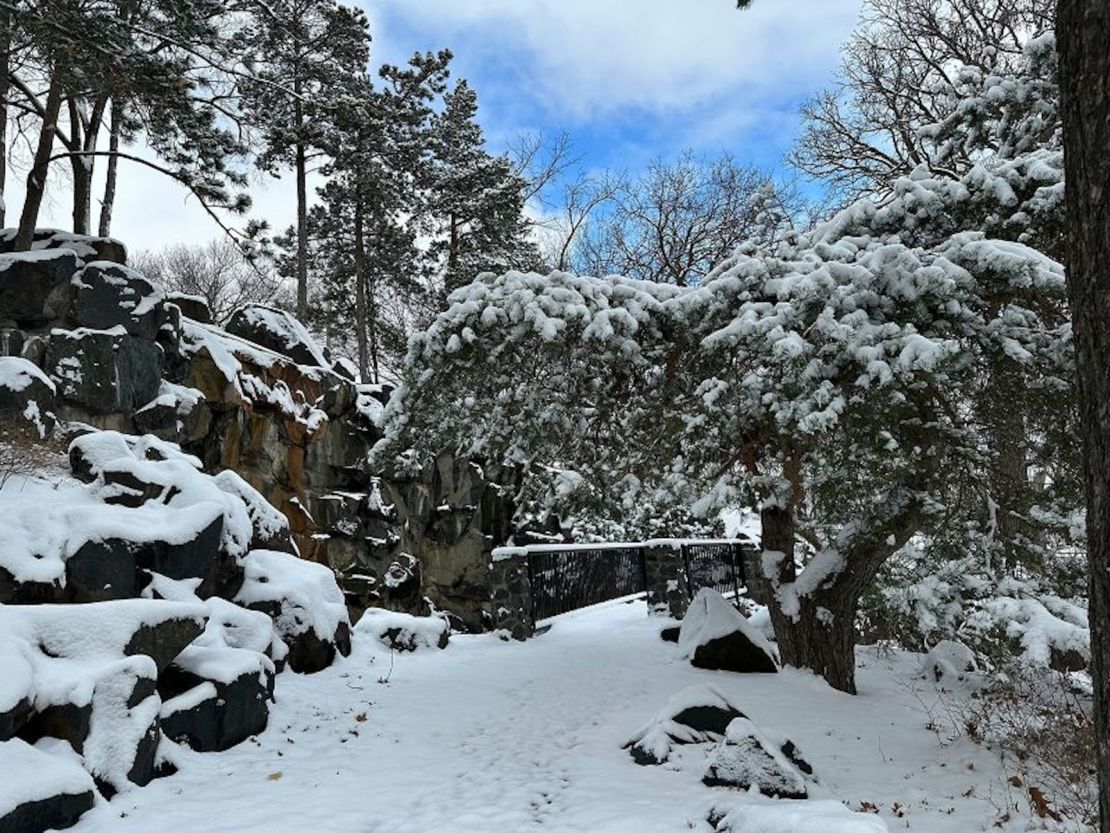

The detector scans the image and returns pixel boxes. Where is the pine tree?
[236,0,370,319]
[426,80,537,300]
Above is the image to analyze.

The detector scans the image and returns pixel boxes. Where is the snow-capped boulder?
[0,738,96,833]
[0,249,78,327]
[167,291,212,324]
[625,684,746,765]
[354,608,450,652]
[702,717,815,799]
[226,304,331,368]
[159,600,276,751]
[132,381,211,444]
[236,549,351,672]
[69,262,167,341]
[46,327,163,416]
[0,600,208,797]
[679,588,778,674]
[923,640,979,684]
[0,228,126,265]
[0,356,56,436]
[708,799,889,833]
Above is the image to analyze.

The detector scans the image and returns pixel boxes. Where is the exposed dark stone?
[225,304,326,367]
[0,697,32,742]
[672,704,745,736]
[160,670,271,752]
[123,614,207,674]
[0,357,56,436]
[65,538,138,602]
[69,262,164,340]
[167,293,212,324]
[47,329,163,416]
[0,789,95,833]
[681,590,778,674]
[660,625,680,643]
[0,566,62,605]
[0,249,78,327]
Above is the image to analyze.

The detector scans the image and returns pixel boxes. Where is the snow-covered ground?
[70,600,1019,833]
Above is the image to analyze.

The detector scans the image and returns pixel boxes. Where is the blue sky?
[366,0,862,182]
[21,0,863,249]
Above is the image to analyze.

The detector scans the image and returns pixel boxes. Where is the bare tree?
[132,239,285,325]
[791,0,1055,200]
[572,151,794,286]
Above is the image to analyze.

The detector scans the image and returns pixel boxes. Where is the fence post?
[488,552,535,640]
[643,543,689,619]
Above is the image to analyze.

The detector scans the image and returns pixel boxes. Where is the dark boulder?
[69,262,166,340]
[0,740,95,833]
[679,589,778,674]
[47,329,163,416]
[625,684,746,766]
[167,292,212,324]
[0,250,78,327]
[226,304,330,367]
[0,356,56,436]
[701,718,815,799]
[159,670,270,752]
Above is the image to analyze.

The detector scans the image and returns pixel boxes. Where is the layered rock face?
[0,230,513,631]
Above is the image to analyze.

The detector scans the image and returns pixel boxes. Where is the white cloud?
[367,0,861,121]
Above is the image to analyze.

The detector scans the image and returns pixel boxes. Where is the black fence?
[524,540,751,621]
[527,546,647,620]
[683,542,747,600]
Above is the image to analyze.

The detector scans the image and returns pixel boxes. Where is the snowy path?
[72,600,1015,833]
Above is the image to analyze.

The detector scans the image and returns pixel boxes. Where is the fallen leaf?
[267,771,283,782]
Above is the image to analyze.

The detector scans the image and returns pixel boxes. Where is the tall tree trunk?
[759,504,860,694]
[0,8,12,227]
[980,355,1031,571]
[98,102,120,237]
[70,93,108,235]
[68,99,90,235]
[16,74,64,251]
[1056,1,1110,829]
[353,200,371,383]
[294,82,308,318]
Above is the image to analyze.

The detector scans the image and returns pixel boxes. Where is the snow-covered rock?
[0,600,208,796]
[702,717,815,799]
[922,640,978,684]
[0,738,96,833]
[679,588,778,673]
[159,599,276,752]
[226,304,331,369]
[708,799,889,832]
[69,261,168,341]
[0,355,56,436]
[625,684,745,765]
[236,549,351,672]
[0,248,78,327]
[354,608,450,652]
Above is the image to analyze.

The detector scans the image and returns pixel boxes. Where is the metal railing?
[527,545,647,620]
[498,538,754,622]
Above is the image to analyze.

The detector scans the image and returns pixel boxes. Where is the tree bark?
[70,93,108,235]
[353,199,370,383]
[1056,1,1110,829]
[15,74,64,251]
[294,75,308,318]
[760,504,860,694]
[0,8,12,227]
[98,102,121,237]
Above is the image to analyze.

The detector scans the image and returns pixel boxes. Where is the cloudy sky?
[15,0,862,250]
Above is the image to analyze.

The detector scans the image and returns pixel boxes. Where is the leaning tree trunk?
[1056,1,1110,830]
[15,74,64,251]
[98,102,120,237]
[760,505,860,694]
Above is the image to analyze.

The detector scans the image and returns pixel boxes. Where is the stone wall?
[0,231,516,631]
